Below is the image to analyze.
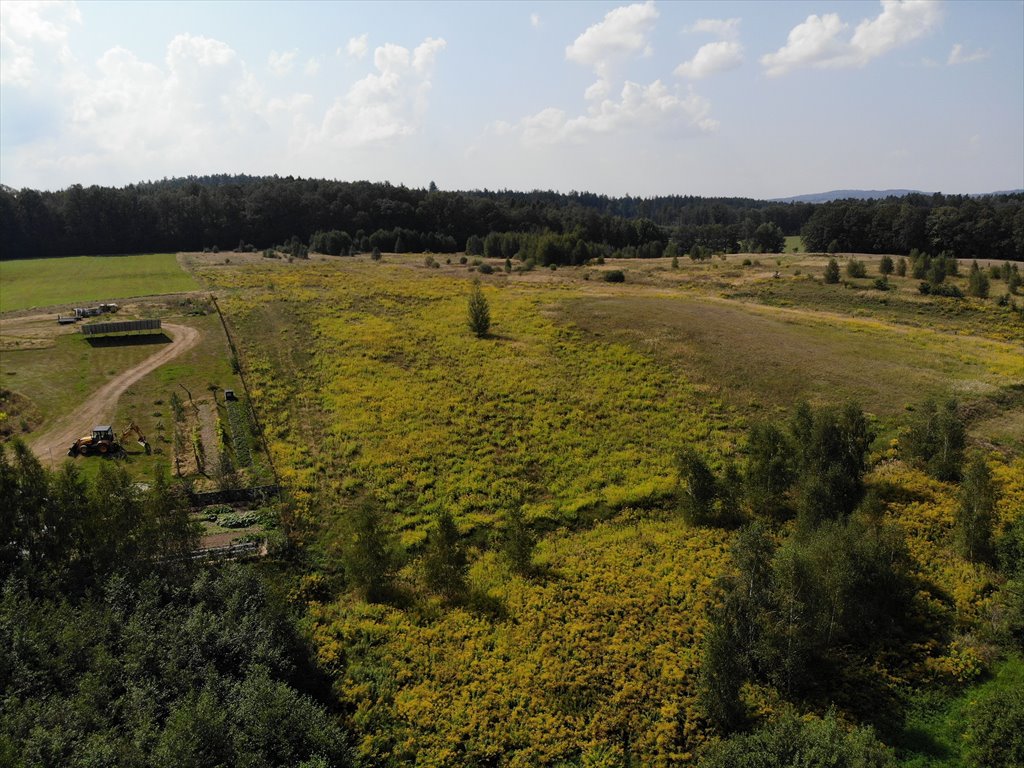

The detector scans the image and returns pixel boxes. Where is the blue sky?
[1,0,1021,197]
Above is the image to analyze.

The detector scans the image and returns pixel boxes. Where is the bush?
[846,259,867,278]
[478,263,494,275]
[879,255,894,275]
[968,260,990,298]
[823,258,840,284]
[965,685,1024,768]
[932,283,964,298]
[603,270,625,283]
[873,277,890,291]
[698,709,895,768]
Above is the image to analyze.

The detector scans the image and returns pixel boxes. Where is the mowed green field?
[0,253,199,312]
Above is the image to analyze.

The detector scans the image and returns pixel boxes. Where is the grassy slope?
[0,253,198,312]
[897,655,1024,767]
[558,293,1023,446]
[204,254,1023,765]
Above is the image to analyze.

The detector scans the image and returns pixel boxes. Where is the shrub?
[873,277,890,291]
[698,709,895,768]
[823,258,840,284]
[603,270,625,283]
[478,263,494,275]
[879,255,894,275]
[965,685,1024,768]
[846,259,867,278]
[932,283,963,298]
[968,260,990,298]
[896,256,907,276]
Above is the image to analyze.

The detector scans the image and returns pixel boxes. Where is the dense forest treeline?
[0,176,1020,262]
[0,442,354,767]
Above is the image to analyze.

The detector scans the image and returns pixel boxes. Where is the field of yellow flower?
[198,253,1022,765]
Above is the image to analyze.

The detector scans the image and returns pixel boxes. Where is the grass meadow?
[0,253,199,312]
[195,251,1022,765]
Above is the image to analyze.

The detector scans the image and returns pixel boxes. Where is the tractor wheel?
[98,443,109,454]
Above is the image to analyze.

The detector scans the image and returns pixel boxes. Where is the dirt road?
[29,322,201,465]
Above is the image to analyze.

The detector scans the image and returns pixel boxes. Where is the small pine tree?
[903,398,965,480]
[344,499,397,602]
[671,255,680,269]
[423,511,467,599]
[677,448,719,526]
[467,281,490,337]
[896,256,907,276]
[968,260,990,298]
[823,258,840,284]
[956,454,997,564]
[502,505,535,575]
[879,255,894,275]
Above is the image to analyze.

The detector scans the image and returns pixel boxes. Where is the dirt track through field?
[29,323,201,466]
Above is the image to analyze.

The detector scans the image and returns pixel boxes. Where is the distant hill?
[772,189,923,203]
[773,188,1023,203]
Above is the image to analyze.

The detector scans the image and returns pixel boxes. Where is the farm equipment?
[68,421,151,456]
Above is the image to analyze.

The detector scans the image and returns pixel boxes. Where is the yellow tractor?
[68,422,151,456]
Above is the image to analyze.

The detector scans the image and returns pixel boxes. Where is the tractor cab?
[69,425,117,456]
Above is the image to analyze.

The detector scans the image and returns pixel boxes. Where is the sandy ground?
[29,322,201,465]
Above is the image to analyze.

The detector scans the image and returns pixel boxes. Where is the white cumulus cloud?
[565,0,658,77]
[686,17,741,40]
[498,79,716,146]
[675,40,743,79]
[497,1,718,148]
[761,0,942,77]
[268,49,297,76]
[948,43,990,65]
[346,33,368,59]
[0,0,80,86]
[530,13,540,29]
[304,37,447,148]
